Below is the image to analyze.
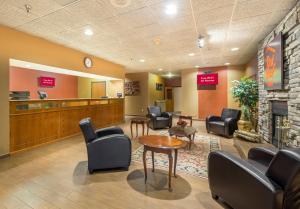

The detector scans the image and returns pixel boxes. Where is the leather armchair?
[206,108,241,138]
[208,148,300,209]
[147,106,172,129]
[79,118,131,174]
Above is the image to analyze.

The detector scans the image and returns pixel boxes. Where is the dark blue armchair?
[79,118,131,174]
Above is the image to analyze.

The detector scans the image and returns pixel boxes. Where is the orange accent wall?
[10,67,78,99]
[198,67,228,120]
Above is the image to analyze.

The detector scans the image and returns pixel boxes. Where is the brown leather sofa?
[206,108,241,138]
[208,147,300,209]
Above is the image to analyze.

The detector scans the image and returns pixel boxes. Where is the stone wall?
[257,1,300,147]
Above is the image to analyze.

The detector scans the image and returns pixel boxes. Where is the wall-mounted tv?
[264,33,283,90]
[197,73,218,85]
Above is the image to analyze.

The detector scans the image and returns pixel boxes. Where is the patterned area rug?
[131,131,221,178]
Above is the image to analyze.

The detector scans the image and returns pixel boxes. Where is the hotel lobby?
[0,0,300,209]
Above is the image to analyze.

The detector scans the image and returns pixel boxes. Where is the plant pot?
[237,120,252,131]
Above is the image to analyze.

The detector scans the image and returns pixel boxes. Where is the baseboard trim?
[0,153,10,159]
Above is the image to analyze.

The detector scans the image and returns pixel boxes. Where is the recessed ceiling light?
[158,68,163,71]
[188,53,195,57]
[165,4,177,15]
[195,65,200,68]
[84,28,94,36]
[231,47,239,51]
[225,62,231,65]
[139,59,145,63]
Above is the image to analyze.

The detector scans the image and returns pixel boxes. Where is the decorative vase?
[237,120,252,131]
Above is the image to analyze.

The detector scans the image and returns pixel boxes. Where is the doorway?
[165,87,174,112]
[91,81,106,98]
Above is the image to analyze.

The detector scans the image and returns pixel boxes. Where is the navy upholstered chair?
[79,118,131,174]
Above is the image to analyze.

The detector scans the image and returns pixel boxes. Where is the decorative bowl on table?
[177,120,187,128]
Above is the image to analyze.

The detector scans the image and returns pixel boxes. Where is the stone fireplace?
[257,2,300,147]
[270,101,288,147]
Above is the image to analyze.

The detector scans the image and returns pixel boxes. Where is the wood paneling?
[10,99,124,153]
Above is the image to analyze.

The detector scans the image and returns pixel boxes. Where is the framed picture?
[264,33,283,90]
[124,81,140,96]
[156,83,163,91]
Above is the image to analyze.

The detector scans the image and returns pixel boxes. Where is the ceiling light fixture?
[197,35,205,48]
[139,59,145,63]
[195,65,200,68]
[165,4,177,15]
[158,68,163,71]
[167,72,173,78]
[188,53,195,57]
[84,28,94,36]
[225,62,231,66]
[231,47,239,51]
[24,4,32,13]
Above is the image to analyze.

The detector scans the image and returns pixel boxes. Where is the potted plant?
[231,78,259,132]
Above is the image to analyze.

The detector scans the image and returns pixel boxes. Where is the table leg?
[174,149,178,178]
[130,122,133,138]
[151,151,155,172]
[168,152,173,191]
[147,122,149,135]
[143,147,147,183]
[188,135,192,150]
[142,123,145,136]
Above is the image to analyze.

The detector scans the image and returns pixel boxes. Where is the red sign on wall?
[39,77,56,87]
[197,73,218,85]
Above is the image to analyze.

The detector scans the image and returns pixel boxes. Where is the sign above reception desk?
[10,59,122,81]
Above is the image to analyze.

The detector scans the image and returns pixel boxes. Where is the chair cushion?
[156,117,169,121]
[148,106,161,117]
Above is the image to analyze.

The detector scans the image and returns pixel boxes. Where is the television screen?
[264,33,283,90]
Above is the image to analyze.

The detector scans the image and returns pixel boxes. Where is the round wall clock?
[84,57,93,68]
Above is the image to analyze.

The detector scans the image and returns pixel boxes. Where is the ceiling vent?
[110,0,131,8]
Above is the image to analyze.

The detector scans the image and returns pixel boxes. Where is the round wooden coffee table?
[138,135,187,191]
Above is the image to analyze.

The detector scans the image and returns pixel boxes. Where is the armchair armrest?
[161,112,172,118]
[206,115,222,122]
[248,147,278,166]
[147,113,156,119]
[208,151,283,209]
[95,126,124,138]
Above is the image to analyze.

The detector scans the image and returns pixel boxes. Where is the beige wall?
[245,55,258,79]
[173,87,183,112]
[78,77,124,98]
[0,25,125,156]
[227,65,246,109]
[125,72,149,116]
[107,80,124,98]
[148,73,165,106]
[181,69,199,118]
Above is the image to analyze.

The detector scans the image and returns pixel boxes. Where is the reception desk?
[10,98,124,153]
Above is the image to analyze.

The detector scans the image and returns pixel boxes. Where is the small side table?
[138,135,187,191]
[130,117,150,138]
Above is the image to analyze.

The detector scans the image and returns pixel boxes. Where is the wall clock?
[84,57,93,68]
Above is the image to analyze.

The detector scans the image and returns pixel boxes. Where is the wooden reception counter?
[10,98,124,153]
